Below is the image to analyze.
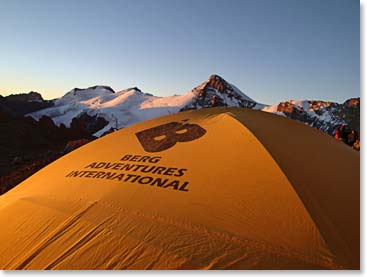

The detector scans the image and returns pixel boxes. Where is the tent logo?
[136,121,206,152]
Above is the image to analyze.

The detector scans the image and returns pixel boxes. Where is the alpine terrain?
[27,74,359,137]
[0,74,360,195]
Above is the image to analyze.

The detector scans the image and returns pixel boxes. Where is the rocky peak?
[0,91,53,118]
[343,97,360,109]
[71,85,115,94]
[308,100,334,112]
[4,91,44,102]
[121,87,143,94]
[205,74,230,92]
[183,74,257,111]
[130,87,142,93]
[277,101,298,114]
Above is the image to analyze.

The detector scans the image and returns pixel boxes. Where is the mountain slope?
[264,99,360,135]
[26,75,359,137]
[181,74,264,110]
[0,91,53,119]
[28,75,260,135]
[28,85,196,136]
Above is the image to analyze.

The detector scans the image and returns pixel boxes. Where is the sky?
[0,0,359,104]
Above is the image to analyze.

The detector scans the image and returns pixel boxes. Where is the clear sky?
[0,0,359,104]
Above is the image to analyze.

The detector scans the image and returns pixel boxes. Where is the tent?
[0,107,359,269]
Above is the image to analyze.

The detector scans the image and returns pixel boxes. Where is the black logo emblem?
[136,121,206,152]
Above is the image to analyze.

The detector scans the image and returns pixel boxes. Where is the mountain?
[0,113,99,175]
[0,111,102,193]
[0,76,359,194]
[25,74,359,137]
[27,74,264,136]
[262,99,359,135]
[181,74,264,110]
[0,91,53,119]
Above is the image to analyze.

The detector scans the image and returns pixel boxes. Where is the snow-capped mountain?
[181,74,264,110]
[28,74,260,136]
[263,98,360,135]
[26,74,359,137]
[28,84,195,136]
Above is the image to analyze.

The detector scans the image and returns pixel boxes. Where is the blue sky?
[0,0,359,104]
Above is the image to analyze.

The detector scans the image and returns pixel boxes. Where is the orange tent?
[0,108,359,269]
[64,138,91,153]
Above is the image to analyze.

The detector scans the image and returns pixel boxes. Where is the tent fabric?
[0,107,359,270]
